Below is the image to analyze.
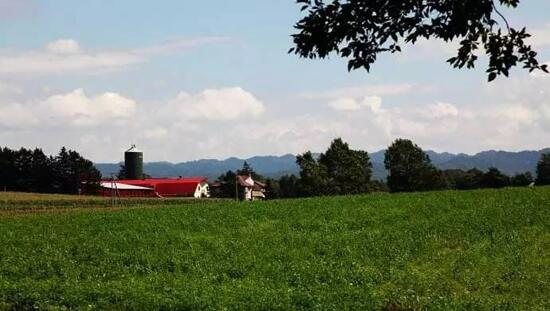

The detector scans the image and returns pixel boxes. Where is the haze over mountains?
[95,148,550,180]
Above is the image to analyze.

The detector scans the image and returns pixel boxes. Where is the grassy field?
[0,188,549,310]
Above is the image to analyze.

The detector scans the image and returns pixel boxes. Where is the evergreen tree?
[0,147,17,191]
[237,161,262,180]
[536,153,550,185]
[0,146,100,194]
[53,147,101,194]
[216,170,237,199]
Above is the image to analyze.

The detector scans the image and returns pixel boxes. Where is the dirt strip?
[0,205,162,218]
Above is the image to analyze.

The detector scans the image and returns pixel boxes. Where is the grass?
[0,188,549,310]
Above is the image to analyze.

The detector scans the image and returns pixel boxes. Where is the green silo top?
[126,144,142,153]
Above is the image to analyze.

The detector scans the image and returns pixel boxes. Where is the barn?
[99,178,210,198]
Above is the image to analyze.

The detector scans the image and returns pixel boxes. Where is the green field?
[1,188,549,310]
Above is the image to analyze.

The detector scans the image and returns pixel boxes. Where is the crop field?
[1,188,549,310]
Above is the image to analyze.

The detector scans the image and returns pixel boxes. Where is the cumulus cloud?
[143,127,169,139]
[45,39,81,54]
[328,96,384,112]
[1,76,548,162]
[425,102,460,118]
[302,83,413,100]
[529,24,550,49]
[0,81,22,97]
[172,87,265,121]
[0,89,136,128]
[328,98,361,111]
[42,89,136,125]
[0,37,228,76]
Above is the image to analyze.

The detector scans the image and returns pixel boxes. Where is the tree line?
[2,140,549,198]
[0,146,101,194]
[216,138,550,199]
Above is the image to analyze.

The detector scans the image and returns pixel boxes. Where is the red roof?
[102,178,208,197]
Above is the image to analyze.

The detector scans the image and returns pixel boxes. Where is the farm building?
[99,178,210,198]
[237,175,266,201]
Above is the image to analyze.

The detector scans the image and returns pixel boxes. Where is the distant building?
[99,178,210,198]
[237,175,266,201]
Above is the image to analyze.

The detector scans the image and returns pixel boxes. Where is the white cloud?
[0,81,22,97]
[0,76,549,162]
[426,102,459,118]
[301,83,413,100]
[172,87,265,121]
[328,98,360,111]
[0,89,136,128]
[0,102,39,128]
[143,127,169,139]
[42,89,136,125]
[0,37,227,76]
[45,39,81,54]
[361,96,383,112]
[529,24,550,49]
[328,96,384,113]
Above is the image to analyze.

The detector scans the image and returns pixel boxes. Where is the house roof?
[109,178,207,186]
[236,175,254,187]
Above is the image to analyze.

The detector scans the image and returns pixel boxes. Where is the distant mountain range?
[95,148,550,181]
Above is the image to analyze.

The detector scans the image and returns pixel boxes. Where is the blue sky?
[0,0,549,162]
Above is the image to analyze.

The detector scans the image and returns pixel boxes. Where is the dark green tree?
[265,179,280,199]
[0,147,17,191]
[237,161,263,180]
[0,146,100,194]
[291,0,547,81]
[296,151,329,197]
[279,174,299,198]
[215,170,237,198]
[27,148,55,193]
[460,169,485,190]
[480,167,511,189]
[384,139,444,192]
[318,138,372,195]
[443,168,484,190]
[536,153,550,185]
[511,172,534,187]
[116,164,126,180]
[53,147,101,194]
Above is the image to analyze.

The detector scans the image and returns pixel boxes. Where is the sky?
[0,0,550,163]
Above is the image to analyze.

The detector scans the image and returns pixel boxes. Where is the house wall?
[193,182,210,198]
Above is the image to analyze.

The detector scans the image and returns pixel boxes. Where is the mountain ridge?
[95,148,550,181]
